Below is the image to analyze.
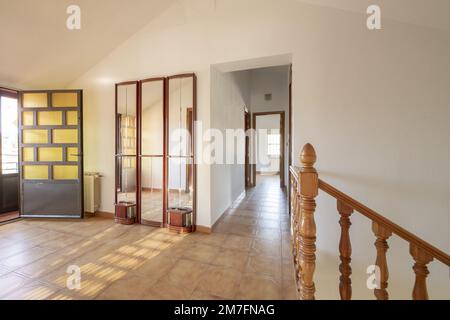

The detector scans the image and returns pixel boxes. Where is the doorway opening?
[210,55,292,223]
[0,88,19,222]
[253,111,285,188]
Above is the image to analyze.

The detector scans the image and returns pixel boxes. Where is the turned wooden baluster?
[372,222,392,300]
[290,175,296,217]
[410,244,434,300]
[290,174,300,288]
[290,174,299,243]
[337,200,353,300]
[298,143,319,300]
[295,185,302,296]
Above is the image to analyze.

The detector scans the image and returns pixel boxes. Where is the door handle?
[69,154,83,157]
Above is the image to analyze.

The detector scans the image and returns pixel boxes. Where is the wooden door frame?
[186,108,193,193]
[288,64,292,174]
[244,110,251,188]
[252,111,285,188]
[288,64,293,213]
[0,87,18,99]
[0,87,19,218]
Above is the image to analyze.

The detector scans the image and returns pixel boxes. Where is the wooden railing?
[290,143,450,300]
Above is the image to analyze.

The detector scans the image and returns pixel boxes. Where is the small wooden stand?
[168,207,194,234]
[115,202,136,225]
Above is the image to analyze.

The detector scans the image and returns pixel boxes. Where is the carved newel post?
[298,143,319,300]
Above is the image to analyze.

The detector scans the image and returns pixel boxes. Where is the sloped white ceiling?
[1,0,449,90]
[297,0,450,32]
[0,0,174,89]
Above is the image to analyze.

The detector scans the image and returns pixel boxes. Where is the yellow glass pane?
[23,93,47,108]
[53,165,78,180]
[38,111,63,126]
[53,129,78,144]
[22,148,34,162]
[67,111,78,125]
[67,147,78,162]
[38,147,63,162]
[23,130,48,144]
[22,111,34,126]
[52,92,78,107]
[23,165,48,180]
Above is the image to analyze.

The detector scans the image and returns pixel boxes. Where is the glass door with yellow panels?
[19,90,83,217]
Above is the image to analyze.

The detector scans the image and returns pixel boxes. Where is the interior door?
[19,90,84,218]
[0,89,19,214]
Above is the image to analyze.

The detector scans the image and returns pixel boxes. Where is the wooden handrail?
[289,143,450,300]
[289,166,450,266]
[318,179,450,266]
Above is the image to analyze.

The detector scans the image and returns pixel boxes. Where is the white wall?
[255,114,281,173]
[291,5,450,299]
[69,0,450,298]
[210,69,250,225]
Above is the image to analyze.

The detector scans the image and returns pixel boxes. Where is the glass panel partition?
[115,83,138,210]
[140,78,165,226]
[114,75,196,230]
[167,75,196,230]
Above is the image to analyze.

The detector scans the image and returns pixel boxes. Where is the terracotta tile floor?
[0,175,297,300]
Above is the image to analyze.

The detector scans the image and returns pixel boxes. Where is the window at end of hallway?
[267,129,280,158]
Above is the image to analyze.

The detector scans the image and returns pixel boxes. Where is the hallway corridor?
[0,175,296,300]
[212,174,296,299]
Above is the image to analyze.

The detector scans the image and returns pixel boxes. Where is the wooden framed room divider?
[115,73,197,232]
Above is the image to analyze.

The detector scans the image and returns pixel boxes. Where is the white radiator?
[84,172,101,213]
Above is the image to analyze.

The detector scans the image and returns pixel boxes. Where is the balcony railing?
[290,143,450,300]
